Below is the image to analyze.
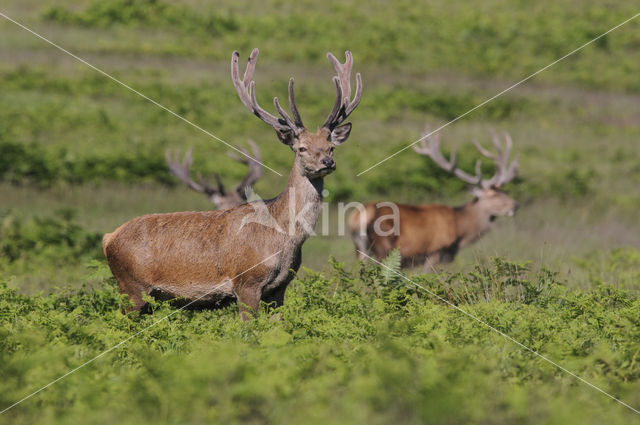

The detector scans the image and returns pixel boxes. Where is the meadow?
[1,0,639,423]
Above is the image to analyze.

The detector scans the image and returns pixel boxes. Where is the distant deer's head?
[232,49,361,179]
[470,186,518,219]
[165,140,262,210]
[414,126,520,219]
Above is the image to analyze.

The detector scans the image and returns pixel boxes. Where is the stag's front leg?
[262,285,287,322]
[235,285,262,321]
[263,285,287,309]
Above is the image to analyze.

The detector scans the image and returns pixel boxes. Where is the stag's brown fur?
[104,152,323,316]
[349,188,517,269]
[104,49,361,319]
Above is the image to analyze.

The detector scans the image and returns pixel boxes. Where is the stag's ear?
[330,122,352,145]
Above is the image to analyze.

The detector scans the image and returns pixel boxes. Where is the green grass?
[1,260,639,424]
[1,0,640,422]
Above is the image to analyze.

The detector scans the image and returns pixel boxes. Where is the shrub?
[0,256,639,424]
[0,209,102,264]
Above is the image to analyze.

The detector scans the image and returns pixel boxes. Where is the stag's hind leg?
[114,275,149,314]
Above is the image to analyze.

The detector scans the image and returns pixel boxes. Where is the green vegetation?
[39,0,640,92]
[1,0,639,422]
[1,259,639,424]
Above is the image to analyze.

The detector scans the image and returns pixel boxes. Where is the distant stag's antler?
[413,125,519,189]
[165,140,262,209]
[227,139,263,197]
[322,51,363,131]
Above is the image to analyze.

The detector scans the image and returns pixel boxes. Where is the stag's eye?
[329,147,334,154]
[298,147,307,153]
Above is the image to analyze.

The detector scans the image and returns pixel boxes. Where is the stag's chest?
[261,244,302,294]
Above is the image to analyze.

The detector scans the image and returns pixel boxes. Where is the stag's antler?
[231,49,304,143]
[232,48,362,143]
[322,51,363,131]
[413,125,484,186]
[472,130,519,188]
[165,143,263,209]
[414,125,518,189]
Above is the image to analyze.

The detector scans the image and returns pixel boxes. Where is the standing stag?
[349,126,519,270]
[165,140,262,209]
[103,49,362,318]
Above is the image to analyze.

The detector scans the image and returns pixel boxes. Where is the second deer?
[165,140,263,210]
[349,126,519,270]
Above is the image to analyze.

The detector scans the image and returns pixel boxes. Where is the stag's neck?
[269,158,324,242]
[454,199,493,248]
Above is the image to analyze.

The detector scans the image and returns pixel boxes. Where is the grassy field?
[1,0,639,423]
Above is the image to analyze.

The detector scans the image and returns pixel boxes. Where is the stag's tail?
[102,233,113,257]
[348,203,376,261]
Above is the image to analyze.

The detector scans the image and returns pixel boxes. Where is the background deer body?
[350,128,518,270]
[104,49,361,318]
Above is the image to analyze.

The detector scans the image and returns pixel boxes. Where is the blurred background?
[1,0,639,293]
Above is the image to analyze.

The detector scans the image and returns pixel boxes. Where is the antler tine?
[198,171,225,196]
[288,78,304,128]
[473,136,500,189]
[496,132,518,186]
[414,125,481,185]
[248,80,286,129]
[231,50,297,135]
[327,51,352,103]
[231,51,255,113]
[490,129,504,156]
[323,51,362,130]
[473,131,519,188]
[242,49,258,86]
[165,148,220,195]
[227,146,249,164]
[412,137,430,155]
[345,72,363,116]
[472,139,497,160]
[235,139,263,199]
[412,124,436,155]
[273,78,305,134]
[322,77,344,129]
[502,131,513,161]
[474,160,483,182]
[273,96,297,130]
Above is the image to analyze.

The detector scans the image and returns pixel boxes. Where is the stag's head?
[414,126,520,218]
[232,49,361,179]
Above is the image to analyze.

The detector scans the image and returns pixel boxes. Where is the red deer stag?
[103,49,362,319]
[165,140,262,210]
[349,127,518,270]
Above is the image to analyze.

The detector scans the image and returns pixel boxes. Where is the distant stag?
[349,126,519,270]
[103,49,362,318]
[165,140,263,209]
